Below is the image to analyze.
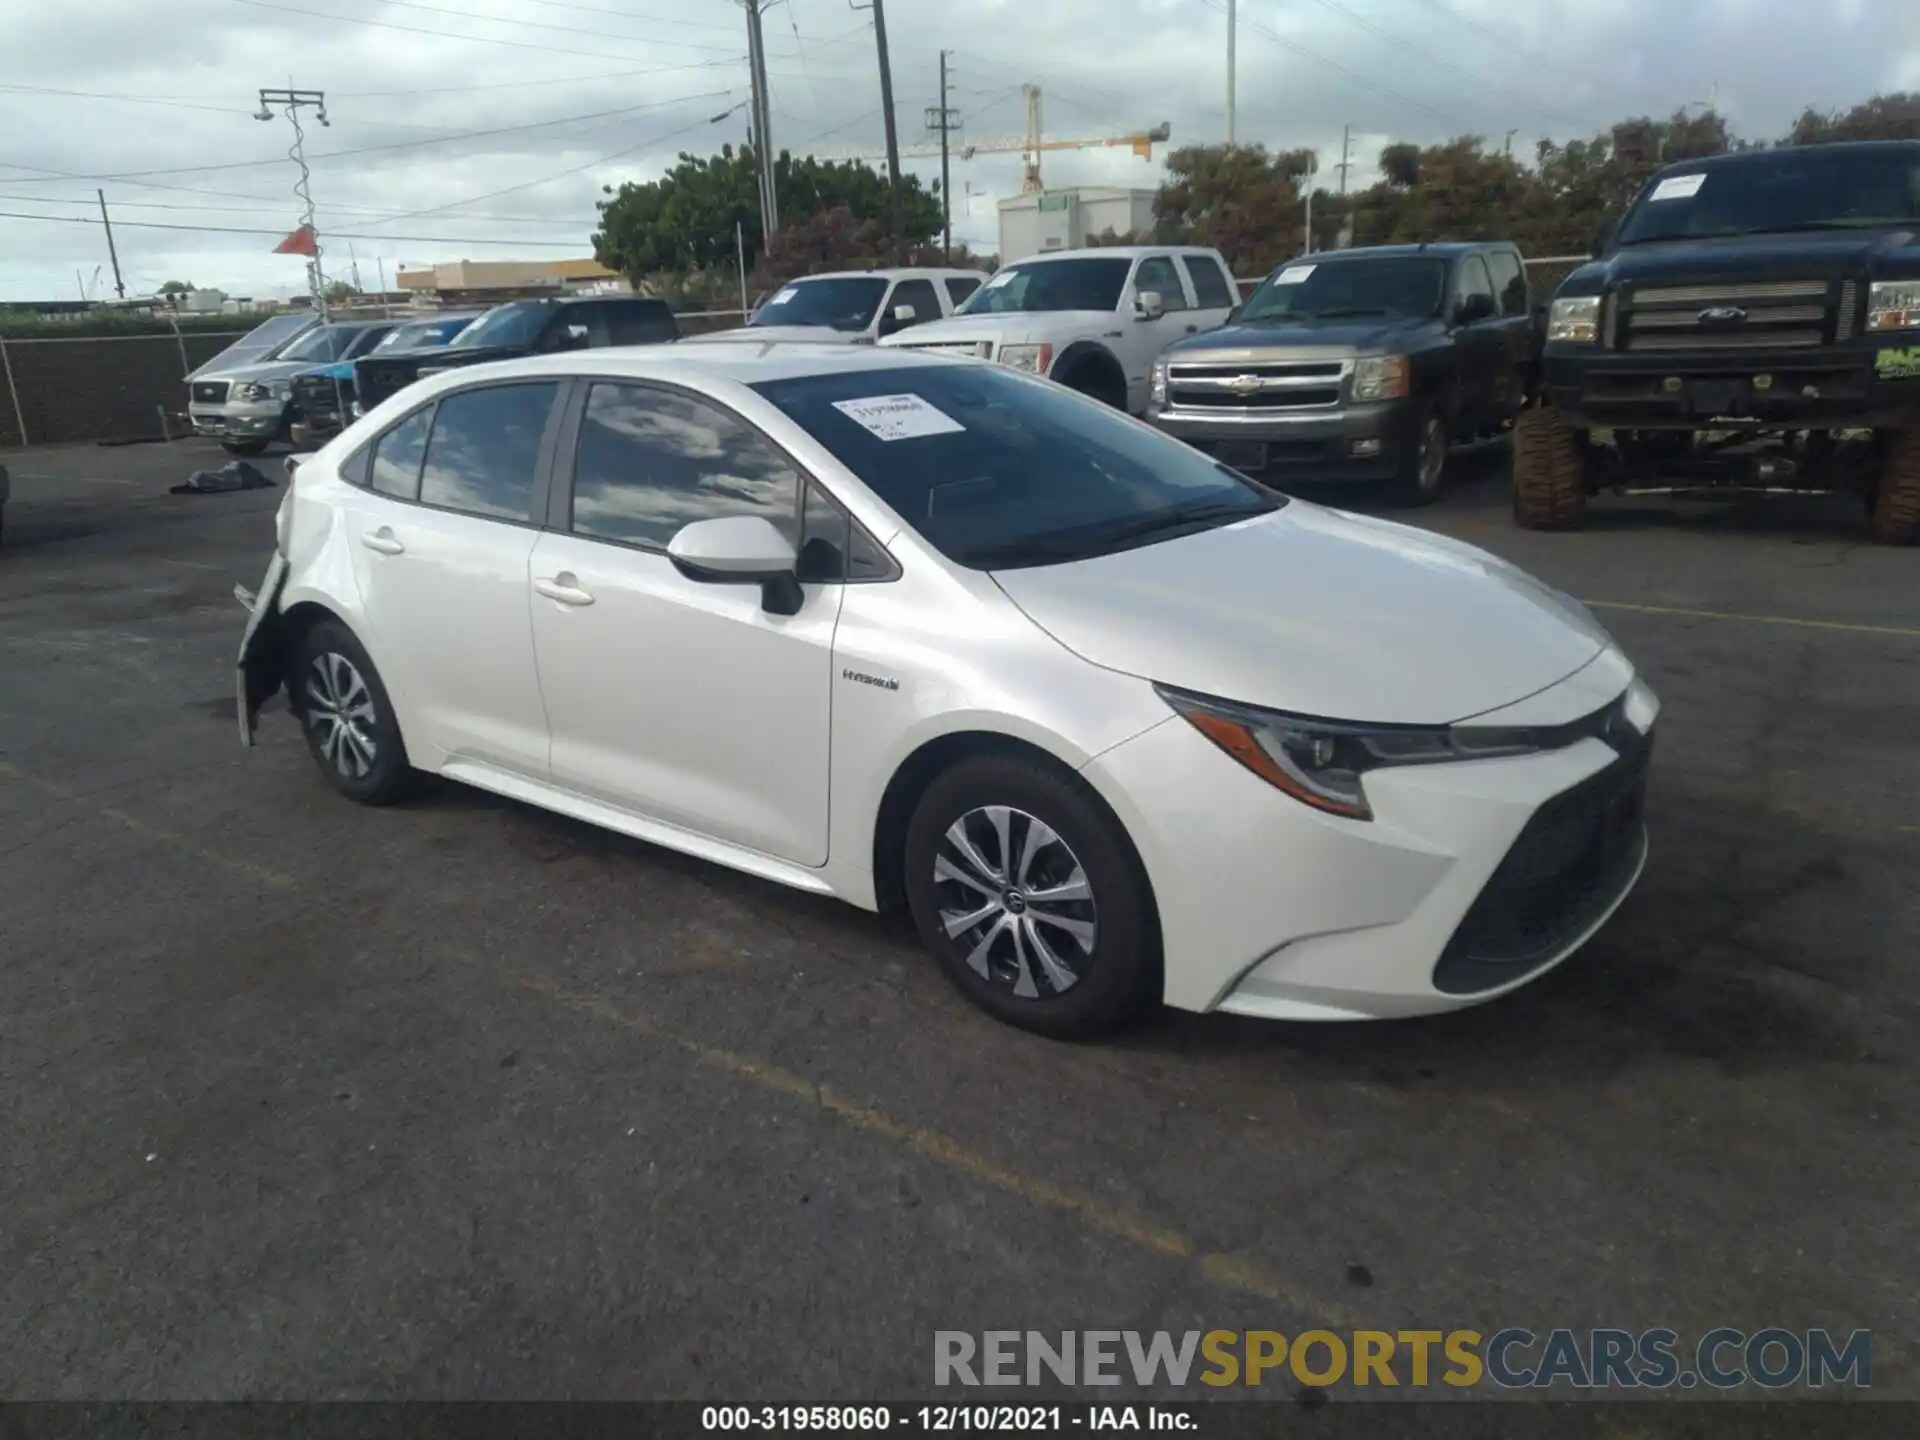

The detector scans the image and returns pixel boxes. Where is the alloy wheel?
[932,805,1098,999]
[306,651,379,780]
[1419,415,1447,493]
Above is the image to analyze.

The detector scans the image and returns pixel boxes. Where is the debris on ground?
[169,460,276,496]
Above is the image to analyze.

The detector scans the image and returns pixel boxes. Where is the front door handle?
[1185,323,1199,333]
[534,574,595,607]
[360,528,404,555]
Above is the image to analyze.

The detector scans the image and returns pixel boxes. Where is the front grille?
[1433,724,1652,997]
[1616,278,1837,353]
[1167,387,1342,410]
[903,340,992,359]
[293,375,350,417]
[1834,280,1860,343]
[1168,361,1343,381]
[191,380,230,405]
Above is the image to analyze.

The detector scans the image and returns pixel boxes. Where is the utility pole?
[1336,125,1351,196]
[1226,0,1237,145]
[870,0,905,261]
[96,190,125,299]
[255,88,330,318]
[1503,128,1519,157]
[926,52,961,262]
[742,0,778,250]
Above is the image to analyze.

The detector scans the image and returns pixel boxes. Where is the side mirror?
[1134,290,1165,321]
[555,323,591,351]
[666,515,803,615]
[1456,293,1497,326]
[877,302,917,337]
[1590,215,1617,258]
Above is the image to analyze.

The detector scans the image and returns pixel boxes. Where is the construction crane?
[815,86,1170,194]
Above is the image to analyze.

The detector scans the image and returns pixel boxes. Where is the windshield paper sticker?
[1648,173,1706,201]
[982,271,1014,290]
[765,288,796,306]
[1274,264,1316,284]
[832,394,967,442]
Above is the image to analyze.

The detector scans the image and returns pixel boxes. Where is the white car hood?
[681,324,864,345]
[991,501,1612,725]
[879,310,1120,349]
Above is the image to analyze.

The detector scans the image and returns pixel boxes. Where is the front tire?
[1512,403,1589,530]
[222,437,271,457]
[290,619,414,805]
[1870,424,1920,545]
[1392,399,1448,505]
[903,754,1160,1038]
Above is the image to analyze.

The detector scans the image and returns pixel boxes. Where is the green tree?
[1787,92,1920,144]
[158,279,194,295]
[593,145,943,281]
[1152,143,1317,272]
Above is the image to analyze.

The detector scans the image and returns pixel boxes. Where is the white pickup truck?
[683,267,988,347]
[878,245,1239,413]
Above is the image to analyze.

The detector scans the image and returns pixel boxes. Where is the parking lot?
[2,435,1916,1403]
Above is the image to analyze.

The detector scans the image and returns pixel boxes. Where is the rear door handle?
[534,574,595,607]
[1185,324,1199,333]
[360,528,404,555]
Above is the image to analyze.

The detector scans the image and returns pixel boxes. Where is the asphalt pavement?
[1,436,1915,1404]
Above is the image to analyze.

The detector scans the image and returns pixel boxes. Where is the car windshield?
[1616,148,1920,244]
[449,301,550,349]
[750,277,888,332]
[376,317,470,350]
[957,257,1133,315]
[277,326,350,362]
[752,364,1281,570]
[1237,257,1447,323]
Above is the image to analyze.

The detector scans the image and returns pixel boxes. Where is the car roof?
[1657,139,1920,172]
[1012,246,1216,263]
[783,268,985,281]
[423,341,968,391]
[1289,242,1510,264]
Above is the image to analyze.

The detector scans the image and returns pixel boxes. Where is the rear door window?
[1486,250,1529,315]
[943,275,982,309]
[1180,256,1235,310]
[416,382,558,521]
[369,408,432,500]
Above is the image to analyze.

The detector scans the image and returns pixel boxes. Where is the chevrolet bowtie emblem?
[1228,374,1264,394]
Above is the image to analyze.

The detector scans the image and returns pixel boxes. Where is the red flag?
[273,225,317,256]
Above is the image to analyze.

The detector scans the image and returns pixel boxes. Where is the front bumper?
[1084,654,1656,1020]
[1543,342,1920,430]
[189,400,287,440]
[1149,398,1419,482]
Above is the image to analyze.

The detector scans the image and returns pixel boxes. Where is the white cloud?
[1,0,1912,300]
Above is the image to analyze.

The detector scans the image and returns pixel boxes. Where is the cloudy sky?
[2,0,1916,302]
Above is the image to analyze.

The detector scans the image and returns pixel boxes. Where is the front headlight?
[234,382,268,402]
[998,343,1053,374]
[1352,354,1410,402]
[1548,295,1603,343]
[1150,359,1168,407]
[1156,685,1545,821]
[1866,280,1920,333]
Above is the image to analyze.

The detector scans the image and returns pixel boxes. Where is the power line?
[0,209,593,248]
[350,0,747,56]
[1,91,735,184]
[0,193,594,226]
[1297,0,1590,133]
[334,66,704,98]
[0,84,255,116]
[1190,0,1471,132]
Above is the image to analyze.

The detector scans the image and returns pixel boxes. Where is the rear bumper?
[1543,343,1920,430]
[1149,398,1419,482]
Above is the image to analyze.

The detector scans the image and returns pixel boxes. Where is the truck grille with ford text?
[191,380,231,405]
[1610,279,1850,353]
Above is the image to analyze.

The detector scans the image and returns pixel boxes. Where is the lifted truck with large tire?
[1518,140,1920,544]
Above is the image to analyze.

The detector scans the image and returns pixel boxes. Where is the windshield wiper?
[1080,499,1270,554]
[1312,307,1393,318]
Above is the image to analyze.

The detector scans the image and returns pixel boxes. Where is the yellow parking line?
[517,972,1355,1320]
[1583,600,1920,638]
[0,760,295,890]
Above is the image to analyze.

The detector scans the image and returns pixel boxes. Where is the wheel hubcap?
[306,652,379,780]
[1420,418,1446,490]
[933,805,1097,999]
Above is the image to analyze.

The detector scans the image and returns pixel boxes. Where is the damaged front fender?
[236,550,291,747]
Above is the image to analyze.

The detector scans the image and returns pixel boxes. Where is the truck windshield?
[1615,148,1920,244]
[278,326,352,363]
[376,317,471,350]
[958,258,1133,315]
[449,301,550,349]
[1237,257,1447,323]
[750,277,888,331]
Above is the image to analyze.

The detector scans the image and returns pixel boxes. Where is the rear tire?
[290,619,414,805]
[1512,403,1589,530]
[903,754,1160,1039]
[222,438,271,457]
[1870,425,1920,546]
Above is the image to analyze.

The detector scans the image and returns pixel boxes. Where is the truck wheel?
[1512,404,1588,530]
[1392,401,1448,505]
[1055,355,1127,411]
[1870,426,1920,546]
[222,438,271,457]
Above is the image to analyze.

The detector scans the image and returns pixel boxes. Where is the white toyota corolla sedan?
[236,343,1657,1038]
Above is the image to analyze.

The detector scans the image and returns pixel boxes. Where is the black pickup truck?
[1518,140,1920,543]
[353,294,680,414]
[1148,242,1535,502]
